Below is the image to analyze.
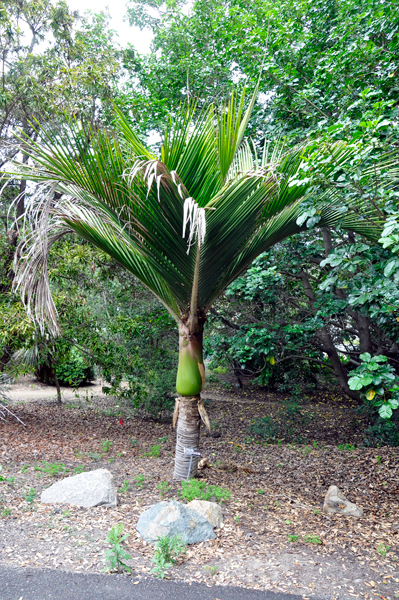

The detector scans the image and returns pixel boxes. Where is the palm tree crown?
[10,89,385,334]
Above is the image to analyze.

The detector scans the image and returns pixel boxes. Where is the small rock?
[198,458,210,469]
[41,468,116,508]
[323,485,363,517]
[218,461,237,472]
[186,499,223,528]
[136,500,216,544]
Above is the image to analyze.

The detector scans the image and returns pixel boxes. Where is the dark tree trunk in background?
[317,328,359,400]
[321,228,333,257]
[352,312,373,354]
[298,269,360,401]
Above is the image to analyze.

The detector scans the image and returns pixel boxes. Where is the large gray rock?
[41,468,117,508]
[137,500,216,544]
[186,500,223,528]
[323,485,363,517]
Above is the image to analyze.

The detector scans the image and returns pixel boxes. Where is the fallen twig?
[0,404,26,426]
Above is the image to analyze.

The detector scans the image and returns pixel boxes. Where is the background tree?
[0,0,126,370]
[124,0,399,428]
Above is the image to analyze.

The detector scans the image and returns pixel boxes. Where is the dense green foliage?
[1,0,399,446]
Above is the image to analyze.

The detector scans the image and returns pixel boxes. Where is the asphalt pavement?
[0,563,306,600]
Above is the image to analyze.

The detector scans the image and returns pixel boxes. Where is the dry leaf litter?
[0,379,398,600]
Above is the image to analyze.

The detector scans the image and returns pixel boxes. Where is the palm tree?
[8,89,390,479]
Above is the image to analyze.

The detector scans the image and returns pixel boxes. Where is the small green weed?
[180,479,230,503]
[101,439,112,452]
[118,480,131,493]
[25,488,36,504]
[285,519,291,524]
[158,436,168,444]
[377,543,390,556]
[204,565,218,576]
[129,438,138,448]
[134,474,145,489]
[337,443,355,451]
[89,452,101,461]
[75,451,85,460]
[6,477,15,485]
[20,465,29,473]
[275,500,279,507]
[103,524,131,573]
[376,455,382,465]
[35,462,66,477]
[1,508,11,517]
[303,534,322,545]
[151,534,186,579]
[313,441,318,449]
[157,481,170,498]
[256,488,263,494]
[234,515,240,523]
[288,535,299,542]
[144,444,161,458]
[73,465,85,475]
[314,509,319,515]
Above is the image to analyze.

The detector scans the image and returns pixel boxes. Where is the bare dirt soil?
[1,379,398,599]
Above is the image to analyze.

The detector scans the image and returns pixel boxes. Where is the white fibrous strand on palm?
[11,181,65,336]
[12,183,114,336]
[123,159,163,201]
[182,197,206,254]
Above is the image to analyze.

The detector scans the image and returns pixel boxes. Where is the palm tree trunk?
[174,395,201,480]
[173,320,205,480]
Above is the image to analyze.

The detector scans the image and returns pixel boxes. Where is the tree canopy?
[1,0,399,449]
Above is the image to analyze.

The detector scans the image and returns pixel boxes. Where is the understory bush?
[250,394,314,442]
[349,354,399,447]
[363,418,399,447]
[139,355,177,416]
[35,347,94,387]
[56,348,95,386]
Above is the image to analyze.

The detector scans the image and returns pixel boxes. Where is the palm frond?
[161,103,221,205]
[217,82,260,182]
[197,140,392,308]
